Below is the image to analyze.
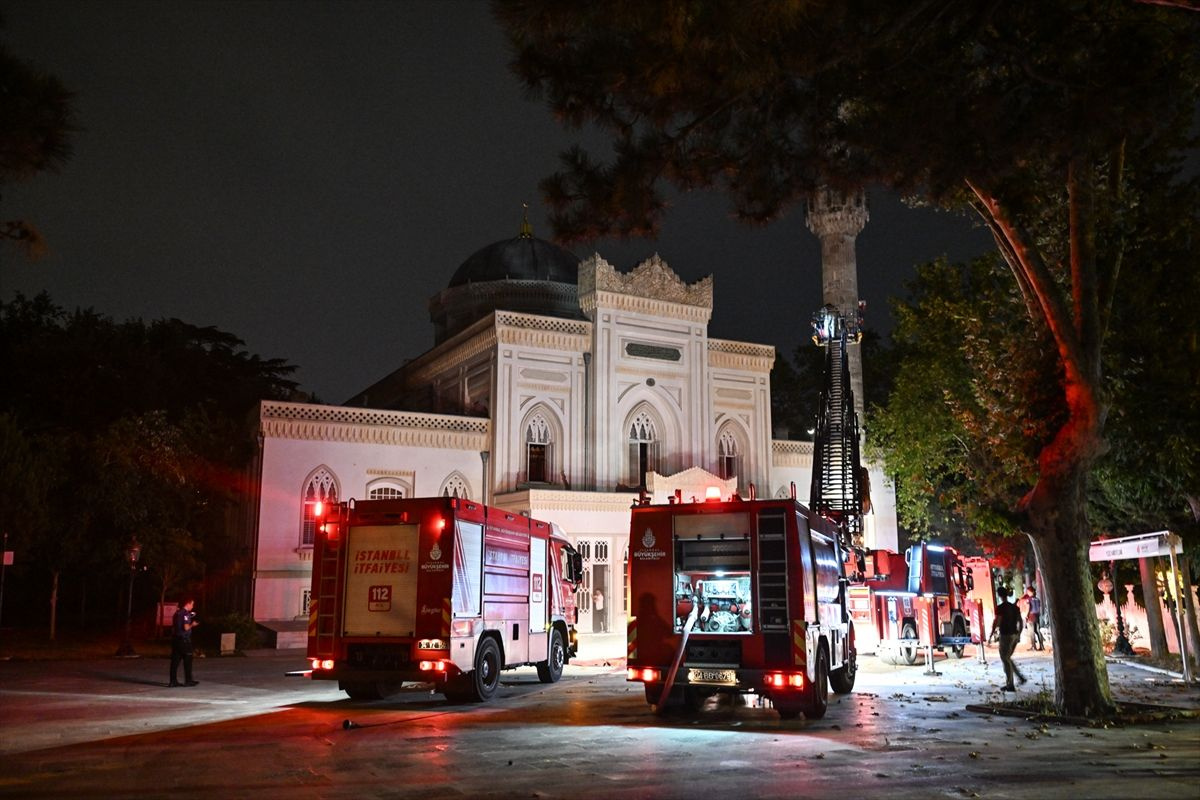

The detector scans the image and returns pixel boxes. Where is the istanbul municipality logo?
[637,528,666,560]
[429,541,442,561]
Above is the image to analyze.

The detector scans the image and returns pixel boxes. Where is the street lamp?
[115,537,142,657]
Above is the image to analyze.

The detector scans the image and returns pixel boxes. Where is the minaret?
[806,188,869,426]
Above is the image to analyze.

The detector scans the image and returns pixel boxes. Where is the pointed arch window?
[627,410,659,488]
[717,428,743,483]
[525,412,552,484]
[301,468,338,546]
[440,472,470,500]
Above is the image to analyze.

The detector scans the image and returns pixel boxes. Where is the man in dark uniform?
[169,598,199,687]
[991,587,1026,691]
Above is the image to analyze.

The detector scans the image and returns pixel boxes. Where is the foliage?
[0,293,300,628]
[0,18,76,258]
[868,254,1063,547]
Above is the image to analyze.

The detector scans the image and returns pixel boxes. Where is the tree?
[497,0,1200,716]
[870,254,1063,550]
[0,294,299,631]
[0,17,75,258]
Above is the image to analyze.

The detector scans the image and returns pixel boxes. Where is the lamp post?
[115,537,142,657]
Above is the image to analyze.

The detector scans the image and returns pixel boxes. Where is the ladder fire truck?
[306,496,583,702]
[624,306,864,719]
[848,543,994,665]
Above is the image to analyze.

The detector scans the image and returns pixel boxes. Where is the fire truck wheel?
[829,649,856,694]
[948,618,967,659]
[802,644,830,720]
[468,636,502,701]
[536,628,566,683]
[898,622,920,666]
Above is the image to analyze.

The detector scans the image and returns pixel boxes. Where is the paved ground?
[0,638,1195,799]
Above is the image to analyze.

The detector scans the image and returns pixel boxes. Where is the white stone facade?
[248,252,898,632]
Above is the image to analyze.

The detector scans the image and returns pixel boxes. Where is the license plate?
[688,668,737,685]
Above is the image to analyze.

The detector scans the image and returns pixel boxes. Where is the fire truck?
[625,486,857,719]
[848,543,994,665]
[306,496,583,702]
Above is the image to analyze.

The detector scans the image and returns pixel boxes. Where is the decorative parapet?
[493,488,642,514]
[260,400,489,450]
[708,338,776,372]
[495,310,592,352]
[772,439,815,467]
[578,253,713,322]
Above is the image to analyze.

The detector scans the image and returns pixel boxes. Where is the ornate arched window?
[717,426,743,484]
[300,467,338,546]
[440,472,471,500]
[525,411,552,484]
[627,408,659,488]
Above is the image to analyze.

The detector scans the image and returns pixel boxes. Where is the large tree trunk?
[1024,467,1115,717]
[1139,557,1169,659]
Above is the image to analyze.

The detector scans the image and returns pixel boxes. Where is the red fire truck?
[625,486,857,719]
[306,496,583,702]
[848,543,992,665]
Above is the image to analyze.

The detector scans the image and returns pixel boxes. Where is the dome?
[448,235,579,288]
[429,232,583,345]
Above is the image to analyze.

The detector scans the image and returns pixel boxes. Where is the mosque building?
[246,205,897,645]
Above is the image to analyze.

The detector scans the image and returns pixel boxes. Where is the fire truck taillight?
[419,659,449,672]
[766,672,804,689]
[311,659,334,671]
[627,667,661,683]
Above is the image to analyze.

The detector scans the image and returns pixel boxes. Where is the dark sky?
[1,0,994,403]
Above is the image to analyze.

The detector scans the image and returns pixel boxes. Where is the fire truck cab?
[626,489,856,719]
[306,497,583,703]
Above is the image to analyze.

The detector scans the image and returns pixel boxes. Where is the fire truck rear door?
[342,524,420,637]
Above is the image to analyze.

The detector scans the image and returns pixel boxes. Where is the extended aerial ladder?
[808,303,867,556]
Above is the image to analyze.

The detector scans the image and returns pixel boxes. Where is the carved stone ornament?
[579,253,713,309]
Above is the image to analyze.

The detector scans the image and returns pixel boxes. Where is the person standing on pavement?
[991,588,1026,691]
[1023,586,1044,650]
[169,598,200,687]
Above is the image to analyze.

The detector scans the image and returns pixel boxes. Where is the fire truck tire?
[948,617,967,659]
[447,636,503,702]
[829,650,856,694]
[898,622,920,666]
[536,628,566,683]
[802,644,830,720]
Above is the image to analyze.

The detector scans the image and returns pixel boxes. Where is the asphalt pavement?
[0,638,1195,799]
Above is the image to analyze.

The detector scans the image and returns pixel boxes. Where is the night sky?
[1,0,994,403]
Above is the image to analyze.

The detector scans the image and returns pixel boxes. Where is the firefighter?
[990,588,1026,691]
